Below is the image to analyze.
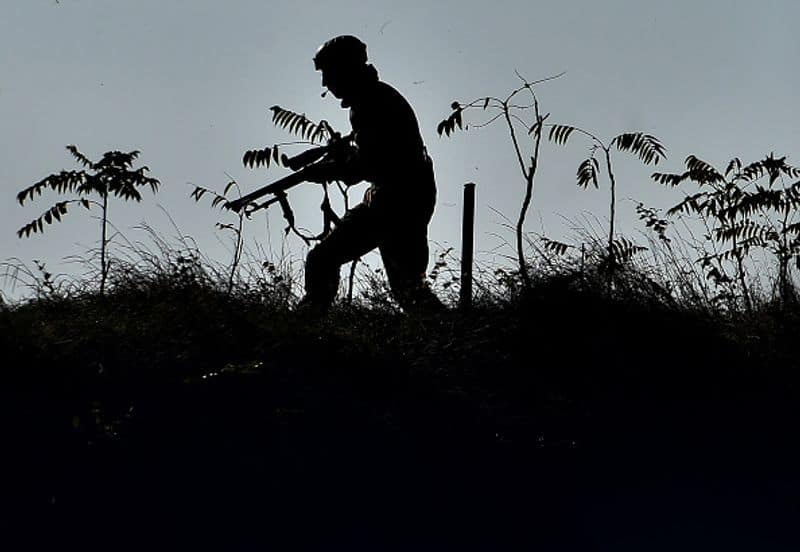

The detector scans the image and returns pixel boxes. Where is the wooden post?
[460,183,476,310]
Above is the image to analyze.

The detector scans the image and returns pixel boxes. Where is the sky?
[2,0,799,300]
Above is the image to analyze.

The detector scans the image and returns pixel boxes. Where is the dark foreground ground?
[2,280,799,550]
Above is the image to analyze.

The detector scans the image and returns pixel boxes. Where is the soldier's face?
[320,67,350,100]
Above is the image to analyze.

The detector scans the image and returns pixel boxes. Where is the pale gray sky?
[2,0,799,298]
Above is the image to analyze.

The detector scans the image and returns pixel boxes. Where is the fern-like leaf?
[609,237,647,263]
[611,133,666,165]
[94,150,140,170]
[548,124,576,146]
[785,221,800,237]
[762,153,789,185]
[269,105,330,143]
[730,188,781,218]
[17,201,70,238]
[190,187,206,202]
[651,171,686,186]
[17,170,87,205]
[636,202,671,242]
[541,236,573,256]
[714,220,775,244]
[211,195,229,209]
[679,156,725,186]
[576,157,599,189]
[65,145,95,169]
[739,159,767,182]
[780,181,800,211]
[437,103,463,137]
[112,180,143,202]
[309,120,332,144]
[243,145,283,169]
[717,239,765,261]
[190,184,237,212]
[685,155,717,174]
[725,157,742,177]
[666,192,707,217]
[76,173,107,197]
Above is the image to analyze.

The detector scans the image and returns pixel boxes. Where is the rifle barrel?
[227,168,309,212]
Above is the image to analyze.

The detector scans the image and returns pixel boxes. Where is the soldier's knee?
[305,245,331,273]
[306,245,321,266]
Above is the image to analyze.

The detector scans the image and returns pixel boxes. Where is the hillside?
[3,268,799,550]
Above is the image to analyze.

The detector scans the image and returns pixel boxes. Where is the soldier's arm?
[303,145,365,186]
[302,158,359,186]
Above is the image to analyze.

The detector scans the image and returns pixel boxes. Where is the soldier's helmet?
[313,35,368,72]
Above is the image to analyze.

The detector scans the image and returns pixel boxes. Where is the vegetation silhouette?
[546,124,665,285]
[5,53,800,551]
[437,71,562,287]
[653,153,800,311]
[3,250,800,548]
[15,146,160,296]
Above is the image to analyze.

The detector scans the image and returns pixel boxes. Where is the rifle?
[227,133,354,214]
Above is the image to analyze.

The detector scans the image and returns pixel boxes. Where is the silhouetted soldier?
[299,35,444,315]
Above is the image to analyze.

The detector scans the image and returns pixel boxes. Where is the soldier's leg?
[379,224,445,314]
[302,204,378,310]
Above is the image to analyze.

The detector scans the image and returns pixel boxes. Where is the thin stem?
[500,102,533,285]
[100,191,108,296]
[725,191,752,313]
[515,99,542,288]
[224,172,244,295]
[782,208,790,302]
[501,103,529,182]
[604,148,616,286]
[227,215,243,295]
[348,259,357,303]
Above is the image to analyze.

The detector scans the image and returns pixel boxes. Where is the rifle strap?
[276,192,310,245]
[311,183,341,242]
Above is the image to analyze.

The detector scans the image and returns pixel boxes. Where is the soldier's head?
[314,35,375,102]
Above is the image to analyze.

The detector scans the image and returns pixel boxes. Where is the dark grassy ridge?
[2,272,800,550]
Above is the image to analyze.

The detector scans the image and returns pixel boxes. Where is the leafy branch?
[652,153,800,308]
[437,71,564,286]
[16,145,160,295]
[190,177,246,294]
[547,124,666,282]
